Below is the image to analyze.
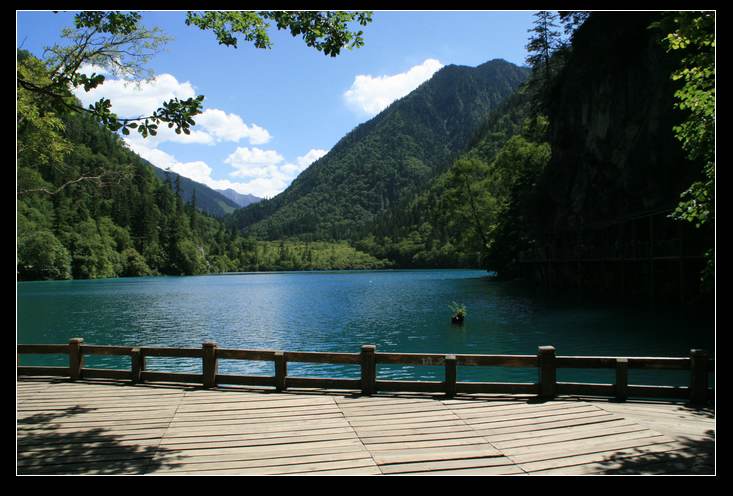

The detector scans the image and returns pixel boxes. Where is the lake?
[17,269,714,386]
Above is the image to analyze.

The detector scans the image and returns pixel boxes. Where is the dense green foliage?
[352,88,550,271]
[185,11,372,56]
[18,11,372,139]
[18,11,713,295]
[230,59,530,240]
[234,240,390,271]
[16,52,387,280]
[660,12,715,288]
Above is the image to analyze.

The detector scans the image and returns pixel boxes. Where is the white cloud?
[74,73,197,119]
[73,74,272,146]
[196,109,272,144]
[224,147,285,178]
[126,139,329,199]
[77,63,109,76]
[343,58,444,116]
[124,138,178,169]
[281,148,328,176]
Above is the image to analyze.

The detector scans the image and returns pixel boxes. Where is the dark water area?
[17,269,714,386]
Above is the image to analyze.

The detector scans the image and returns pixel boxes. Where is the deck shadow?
[593,429,715,474]
[17,405,183,475]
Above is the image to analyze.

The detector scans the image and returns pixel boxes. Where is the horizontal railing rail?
[16,339,714,404]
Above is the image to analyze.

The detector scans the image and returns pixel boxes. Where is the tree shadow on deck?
[17,406,183,475]
[593,429,715,474]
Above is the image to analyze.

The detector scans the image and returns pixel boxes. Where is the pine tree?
[190,188,197,231]
[525,11,562,106]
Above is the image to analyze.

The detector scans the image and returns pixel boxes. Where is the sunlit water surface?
[17,270,714,385]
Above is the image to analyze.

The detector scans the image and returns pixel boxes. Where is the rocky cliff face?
[537,12,700,235]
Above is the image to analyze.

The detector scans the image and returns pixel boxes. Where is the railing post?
[615,358,628,401]
[537,345,556,400]
[202,341,218,389]
[689,349,709,405]
[130,348,144,384]
[68,338,84,381]
[274,351,287,392]
[361,345,376,396]
[445,355,457,398]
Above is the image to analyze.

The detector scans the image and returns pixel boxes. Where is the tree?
[17,230,72,280]
[658,12,715,289]
[526,11,562,84]
[525,11,563,108]
[17,11,373,139]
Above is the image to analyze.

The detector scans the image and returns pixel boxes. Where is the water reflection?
[18,270,713,385]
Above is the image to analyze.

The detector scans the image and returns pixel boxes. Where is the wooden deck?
[17,378,714,475]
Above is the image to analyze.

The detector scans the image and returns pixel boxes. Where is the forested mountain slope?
[229,59,530,240]
[17,51,387,280]
[150,166,241,218]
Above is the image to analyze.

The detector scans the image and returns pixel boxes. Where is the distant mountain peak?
[231,58,529,239]
[216,189,262,208]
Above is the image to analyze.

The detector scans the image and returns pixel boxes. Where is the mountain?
[229,59,530,240]
[150,166,240,217]
[217,188,262,208]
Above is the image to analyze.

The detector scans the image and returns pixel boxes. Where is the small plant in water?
[449,301,467,325]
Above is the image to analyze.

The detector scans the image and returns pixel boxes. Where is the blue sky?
[17,10,536,198]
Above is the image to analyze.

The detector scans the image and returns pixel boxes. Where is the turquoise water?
[17,269,714,386]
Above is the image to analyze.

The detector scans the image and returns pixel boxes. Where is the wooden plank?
[141,347,203,358]
[359,430,491,446]
[153,446,369,468]
[139,371,203,383]
[507,432,673,463]
[158,427,358,446]
[17,344,69,354]
[455,382,537,395]
[167,463,383,476]
[370,445,502,465]
[689,349,709,405]
[444,355,457,397]
[360,345,376,395]
[215,374,275,387]
[557,382,615,396]
[201,342,217,388]
[455,403,600,421]
[285,377,360,390]
[457,354,537,367]
[627,385,689,399]
[555,356,690,369]
[81,368,131,380]
[538,345,556,399]
[493,423,650,450]
[376,352,446,366]
[486,418,632,443]
[615,358,629,401]
[68,338,83,381]
[17,366,70,377]
[131,348,143,384]
[274,351,286,391]
[285,351,361,364]
[215,348,276,361]
[379,456,516,474]
[157,451,374,473]
[518,440,689,473]
[469,411,616,434]
[156,436,363,452]
[376,380,444,393]
[80,345,133,356]
[391,465,525,475]
[364,437,494,452]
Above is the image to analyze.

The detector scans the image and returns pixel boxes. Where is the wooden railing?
[16,339,714,404]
